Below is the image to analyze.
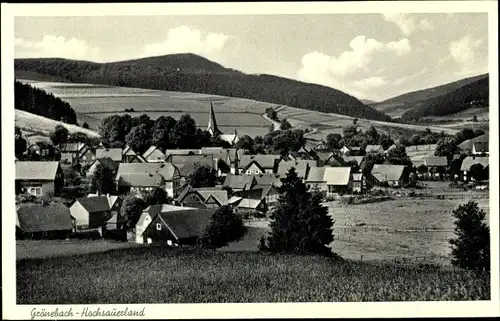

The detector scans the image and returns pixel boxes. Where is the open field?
[16,239,142,261]
[246,182,490,265]
[18,79,463,139]
[274,105,460,140]
[15,109,99,138]
[17,246,489,303]
[18,79,276,137]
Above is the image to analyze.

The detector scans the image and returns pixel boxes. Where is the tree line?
[14,81,78,124]
[14,56,392,122]
[98,113,231,154]
[400,77,489,121]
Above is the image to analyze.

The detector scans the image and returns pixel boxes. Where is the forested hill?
[376,73,488,106]
[14,81,78,124]
[400,76,489,121]
[14,54,391,121]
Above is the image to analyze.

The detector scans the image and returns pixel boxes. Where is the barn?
[143,208,217,245]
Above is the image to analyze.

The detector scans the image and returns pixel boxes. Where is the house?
[223,174,257,192]
[342,156,365,168]
[142,146,166,162]
[472,142,489,156]
[324,167,352,196]
[230,188,267,213]
[352,173,364,193]
[424,156,448,178]
[253,184,279,208]
[69,196,112,235]
[369,164,406,187]
[321,153,345,167]
[348,146,363,156]
[460,156,489,182]
[219,129,241,146]
[95,148,123,163]
[117,173,166,194]
[116,162,182,197]
[122,145,146,163]
[365,145,384,154]
[195,187,230,208]
[305,166,327,193]
[276,159,314,179]
[143,208,217,245]
[16,203,73,239]
[86,157,119,178]
[175,185,229,209]
[200,147,243,175]
[405,144,438,154]
[166,154,215,179]
[59,143,88,164]
[238,154,281,174]
[15,161,64,197]
[79,146,96,166]
[87,194,123,230]
[135,204,196,244]
[26,142,54,161]
[252,173,282,188]
[289,146,318,161]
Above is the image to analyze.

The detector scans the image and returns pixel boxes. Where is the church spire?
[207,100,222,136]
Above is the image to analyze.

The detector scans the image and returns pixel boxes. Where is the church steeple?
[207,100,222,136]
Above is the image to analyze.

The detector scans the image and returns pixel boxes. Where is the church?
[207,101,240,146]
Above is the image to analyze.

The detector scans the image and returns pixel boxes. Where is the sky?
[14,13,489,102]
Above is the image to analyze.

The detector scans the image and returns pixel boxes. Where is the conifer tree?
[449,201,490,272]
[261,167,334,256]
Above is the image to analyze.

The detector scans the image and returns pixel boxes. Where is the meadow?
[274,105,460,141]
[15,109,99,139]
[16,246,490,304]
[244,184,490,266]
[17,79,276,137]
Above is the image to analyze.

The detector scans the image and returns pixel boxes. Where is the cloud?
[386,38,411,56]
[142,26,231,60]
[15,35,101,61]
[449,35,484,65]
[297,35,411,99]
[449,35,487,76]
[353,77,387,88]
[382,13,434,35]
[299,35,411,79]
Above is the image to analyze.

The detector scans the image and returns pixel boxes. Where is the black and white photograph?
[2,1,499,319]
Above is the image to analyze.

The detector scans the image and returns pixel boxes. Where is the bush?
[199,205,246,249]
[449,201,490,272]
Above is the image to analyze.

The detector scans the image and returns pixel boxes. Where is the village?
[15,102,490,251]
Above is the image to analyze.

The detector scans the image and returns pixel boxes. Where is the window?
[156,223,162,231]
[28,187,42,196]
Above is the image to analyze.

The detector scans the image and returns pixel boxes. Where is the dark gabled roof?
[59,143,86,153]
[76,196,111,213]
[253,173,279,186]
[223,174,256,190]
[238,154,281,169]
[117,173,165,187]
[424,156,448,167]
[16,161,60,180]
[117,162,178,181]
[95,148,123,162]
[155,208,217,239]
[17,203,73,232]
[371,164,406,182]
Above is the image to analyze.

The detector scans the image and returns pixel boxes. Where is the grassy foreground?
[17,246,489,303]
